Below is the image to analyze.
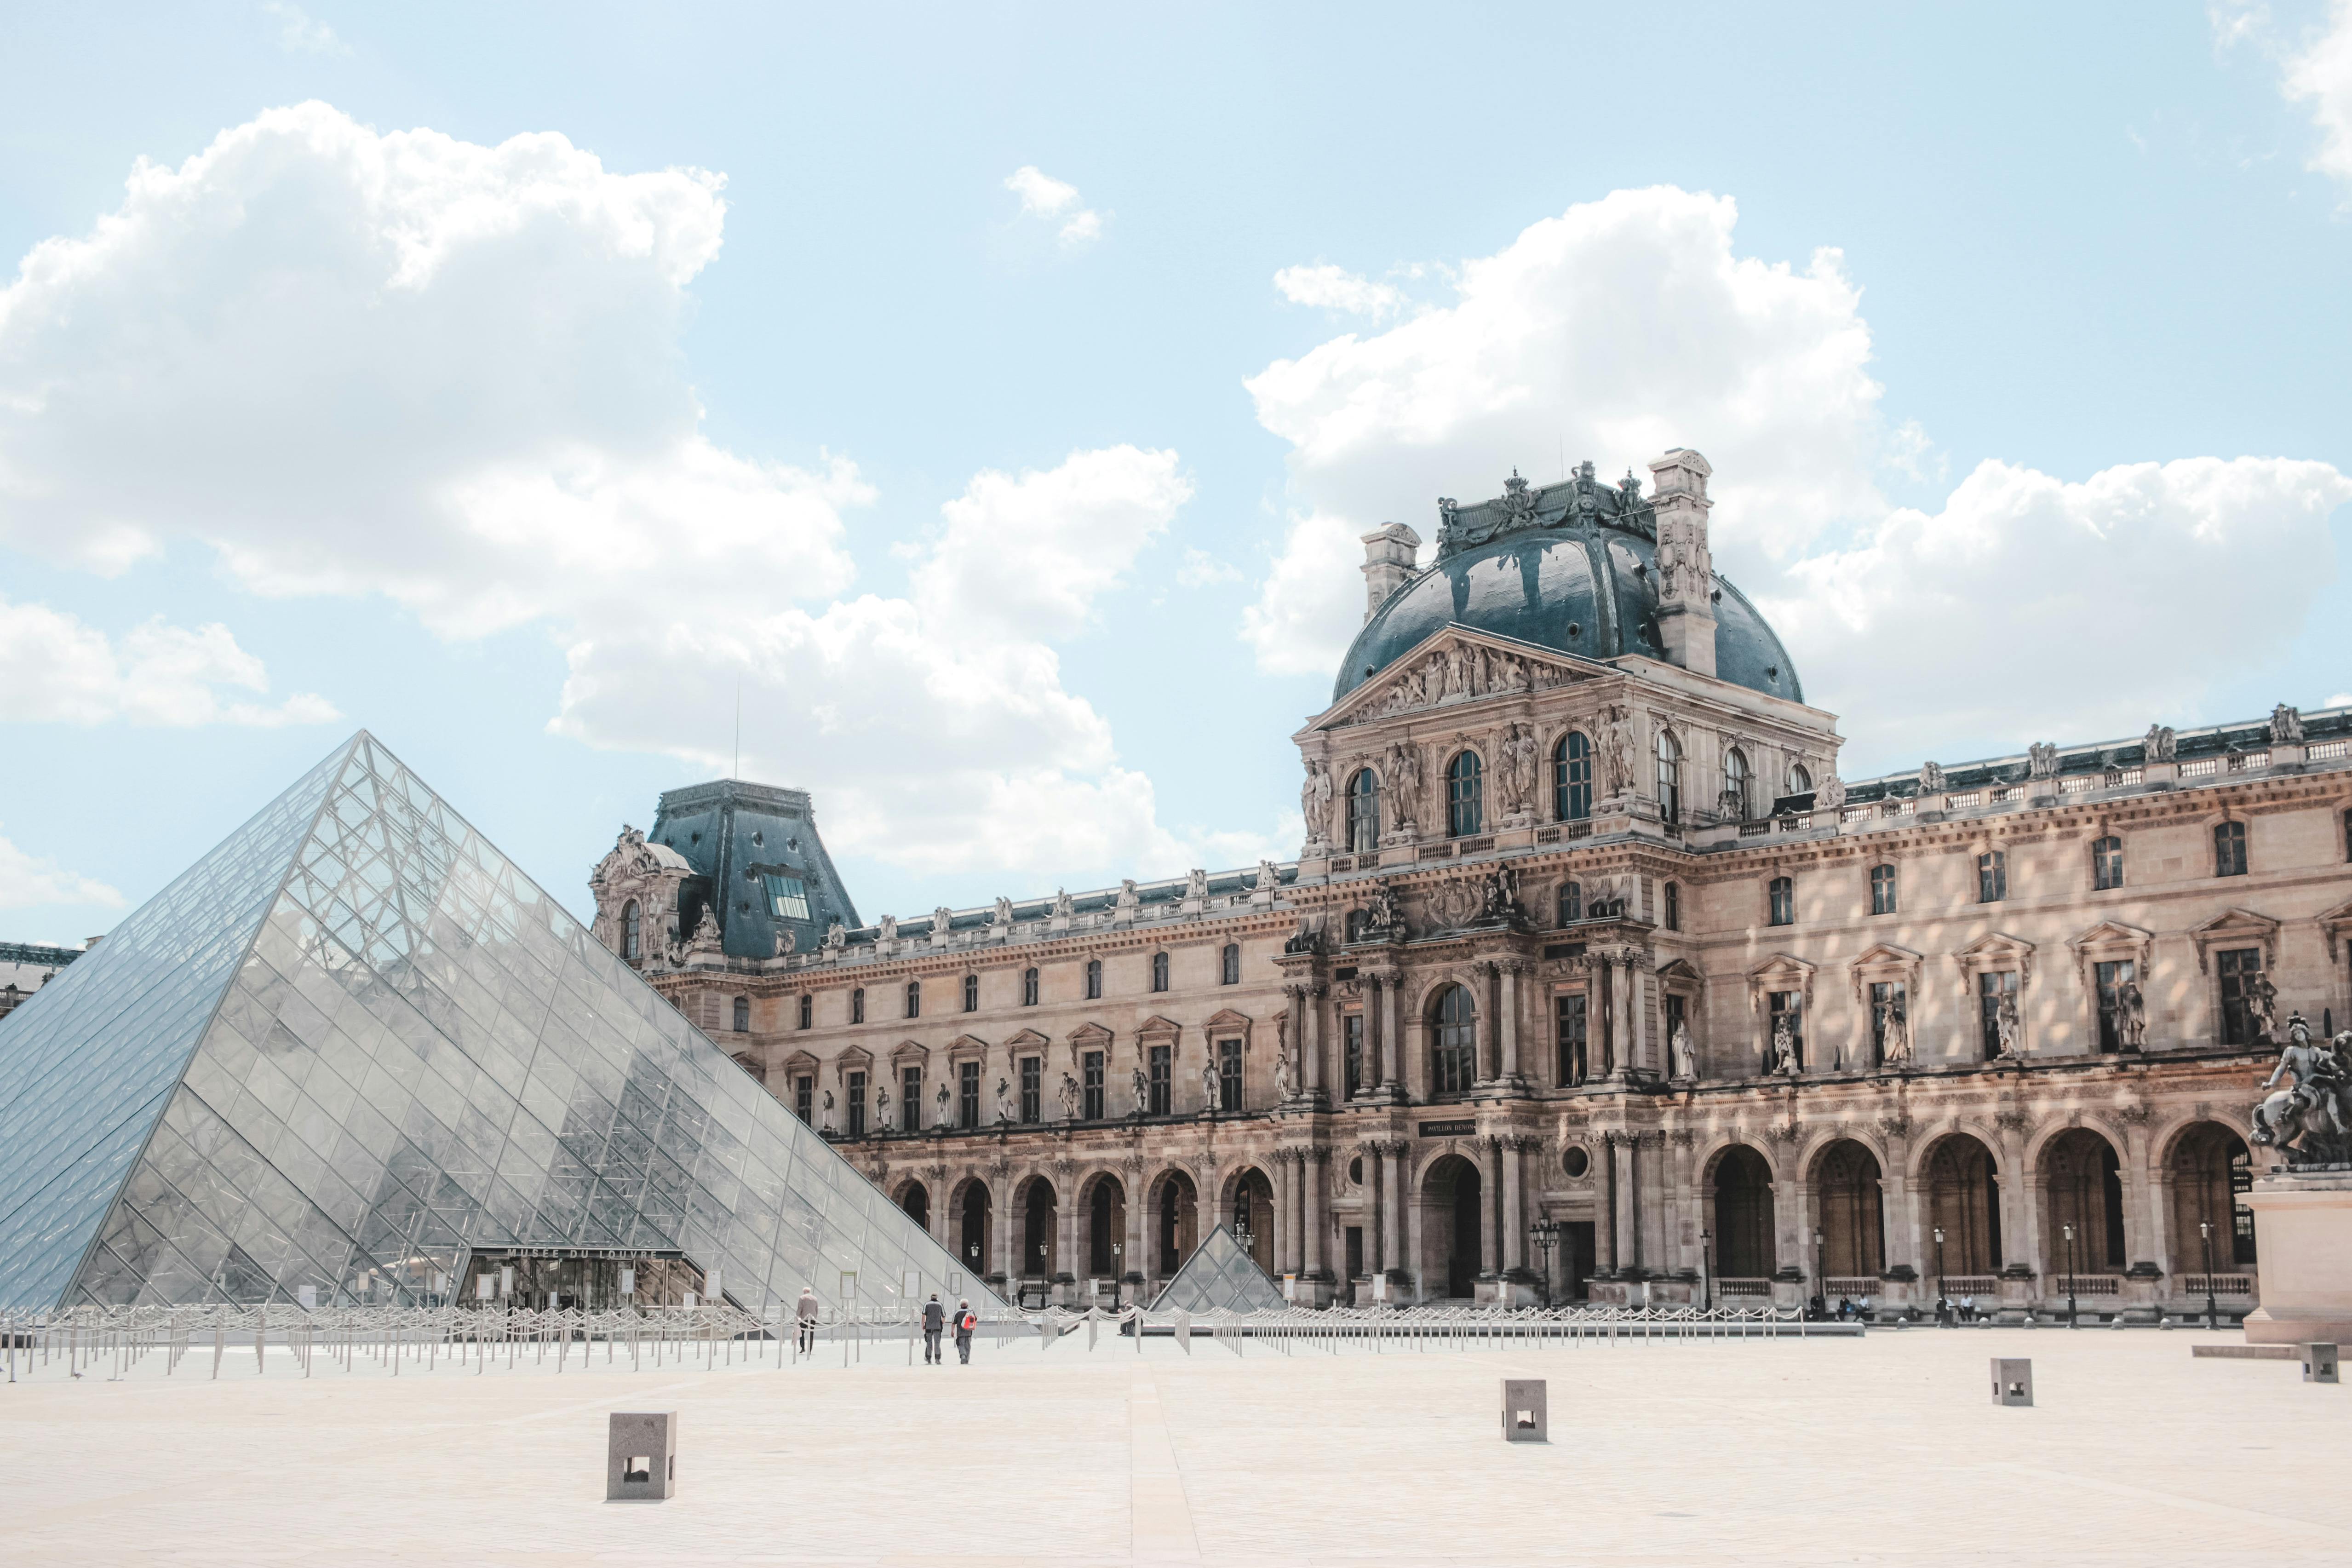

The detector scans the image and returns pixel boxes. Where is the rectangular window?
[1217,1040,1243,1112]
[1082,1050,1105,1121]
[1556,992,1589,1086]
[1023,968,1040,1006]
[1148,1044,1172,1116]
[1085,959,1101,1000]
[1221,944,1241,985]
[1019,1057,1042,1123]
[2094,959,2136,1054]
[846,1070,867,1137]
[902,1065,922,1132]
[762,873,811,920]
[963,974,978,1011]
[1977,970,2018,1058]
[1868,981,1905,1066]
[1342,1013,1364,1099]
[1664,992,1686,1073]
[1767,877,1793,927]
[851,988,865,1024]
[1664,881,1680,931]
[794,1074,813,1124]
[958,1060,980,1129]
[1978,850,2006,903]
[2093,836,2124,891]
[1767,990,1804,1073]
[1870,865,1897,916]
[797,994,811,1030]
[2218,948,2264,1045]
[2215,820,2249,877]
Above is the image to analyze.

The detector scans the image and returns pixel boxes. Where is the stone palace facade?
[590,451,2352,1322]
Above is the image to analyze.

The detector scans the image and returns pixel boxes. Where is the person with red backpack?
[953,1298,978,1364]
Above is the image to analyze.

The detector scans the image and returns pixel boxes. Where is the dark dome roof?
[1334,527,1801,705]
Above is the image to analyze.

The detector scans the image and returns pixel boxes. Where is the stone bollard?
[608,1412,678,1501]
[1991,1358,2033,1407]
[1501,1378,1548,1442]
[2305,1344,2339,1384]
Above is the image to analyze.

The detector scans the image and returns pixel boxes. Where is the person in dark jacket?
[921,1293,945,1364]
[953,1298,977,1364]
[795,1286,820,1355]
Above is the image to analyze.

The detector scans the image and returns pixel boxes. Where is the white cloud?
[0,827,124,912]
[1240,186,1886,674]
[1176,548,1241,587]
[2210,1,2272,52]
[1003,165,1103,246]
[262,2,350,56]
[1273,264,1405,319]
[2283,0,2352,186]
[2329,691,2352,706]
[0,106,1263,886]
[0,597,337,727]
[1764,457,2351,762]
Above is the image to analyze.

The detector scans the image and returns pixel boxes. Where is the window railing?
[2181,758,2218,776]
[1824,1275,1878,1297]
[2181,1274,2254,1295]
[2060,775,2093,793]
[1328,856,1354,872]
[1842,806,1868,823]
[1882,801,1913,818]
[1534,827,1560,845]
[1945,790,1982,808]
[1739,821,1769,836]
[1991,786,2022,803]
[2310,740,2348,760]
[1456,835,1494,854]
[1419,843,1455,861]
[2108,767,2143,787]
[2228,751,2271,772]
[1938,1274,2000,1296]
[2052,1275,2120,1296]
[1715,1278,1772,1298]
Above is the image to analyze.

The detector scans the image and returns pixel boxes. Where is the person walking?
[921,1293,946,1365]
[953,1298,977,1364]
[795,1286,820,1356]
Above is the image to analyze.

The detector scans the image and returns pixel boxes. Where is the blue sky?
[2,1,2349,942]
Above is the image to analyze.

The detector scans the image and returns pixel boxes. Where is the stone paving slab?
[0,1328,2343,1564]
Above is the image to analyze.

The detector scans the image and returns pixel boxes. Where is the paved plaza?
[1,1326,2345,1565]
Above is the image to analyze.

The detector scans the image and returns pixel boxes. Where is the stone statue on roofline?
[1817,773,1847,810]
[1185,868,1210,902]
[2271,704,2305,744]
[823,920,846,952]
[2027,741,2058,779]
[2143,724,2177,763]
[1919,761,1945,794]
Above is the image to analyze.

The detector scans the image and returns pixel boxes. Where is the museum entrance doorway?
[1423,1154,1483,1298]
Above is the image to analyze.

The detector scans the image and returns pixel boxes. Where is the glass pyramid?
[1149,1223,1286,1314]
[0,732,1002,1315]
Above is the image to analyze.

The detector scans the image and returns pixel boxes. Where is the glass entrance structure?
[0,731,999,1316]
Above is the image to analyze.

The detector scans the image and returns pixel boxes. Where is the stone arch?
[1425,979,1479,1096]
[1810,1138,1885,1280]
[2040,1126,2126,1275]
[2165,1120,2256,1273]
[1419,1150,1485,1298]
[1704,1142,1777,1278]
[893,1176,931,1235]
[1013,1172,1060,1281]
[1147,1166,1199,1276]
[1222,1163,1277,1275]
[1917,1131,2003,1278]
[947,1174,993,1278]
[1076,1169,1130,1281]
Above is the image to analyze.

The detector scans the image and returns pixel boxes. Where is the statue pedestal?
[2242,1166,2352,1345]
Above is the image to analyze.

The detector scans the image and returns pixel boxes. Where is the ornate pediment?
[1004,1028,1050,1052]
[1323,626,1593,729]
[1952,930,2036,982]
[2189,907,2280,971]
[2319,899,2352,961]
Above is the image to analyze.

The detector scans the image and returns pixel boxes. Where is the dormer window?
[762,874,810,920]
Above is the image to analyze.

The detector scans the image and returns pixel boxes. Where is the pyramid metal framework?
[0,732,1001,1315]
[1149,1223,1286,1314]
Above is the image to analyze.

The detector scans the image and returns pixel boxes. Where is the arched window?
[1554,732,1593,821]
[1085,958,1102,1000]
[621,900,642,962]
[850,987,866,1024]
[1656,730,1681,824]
[1722,746,1751,823]
[963,973,979,1011]
[1220,943,1240,985]
[905,980,921,1018]
[1151,952,1170,992]
[1431,984,1478,1095]
[1446,751,1483,838]
[1348,769,1382,853]
[1977,850,2007,903]
[731,995,750,1032]
[1788,762,1813,796]
[2214,820,2248,877]
[797,994,812,1030]
[1557,881,1582,926]
[2092,835,2124,891]
[1021,967,1040,1006]
[1664,881,1681,931]
[1869,864,1897,916]
[1767,876,1793,927]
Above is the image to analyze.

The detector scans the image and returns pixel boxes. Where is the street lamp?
[1699,1226,1712,1311]
[2062,1222,2078,1329]
[1110,1241,1124,1311]
[1529,1218,1561,1304]
[2200,1220,2217,1331]
[1933,1225,1947,1325]
[1813,1226,1826,1319]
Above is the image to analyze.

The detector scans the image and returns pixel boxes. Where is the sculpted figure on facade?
[820,1088,836,1134]
[2252,1018,2351,1165]
[1184,867,1209,902]
[1386,741,1423,833]
[1919,760,1945,795]
[932,905,953,938]
[2247,972,2279,1044]
[1880,997,1911,1065]
[1052,888,1074,919]
[991,896,1013,928]
[683,906,723,959]
[773,926,795,959]
[935,1082,951,1125]
[1201,1057,1220,1113]
[2026,741,2058,779]
[1272,1044,1291,1104]
[1300,760,1334,849]
[994,1077,1014,1125]
[1771,1017,1798,1075]
[1994,993,2023,1058]
[1131,1064,1148,1117]
[1057,1071,1080,1121]
[822,919,846,952]
[1670,1021,1695,1082]
[2271,703,2305,744]
[1114,879,1140,920]
[2144,724,2177,763]
[876,913,897,943]
[1601,706,1635,799]
[2117,978,2148,1051]
[1817,772,1846,810]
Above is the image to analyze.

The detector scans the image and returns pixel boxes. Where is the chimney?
[1360,523,1422,622]
[1647,448,1716,677]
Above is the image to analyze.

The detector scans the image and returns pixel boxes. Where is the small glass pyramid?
[0,732,1000,1315]
[1149,1223,1286,1314]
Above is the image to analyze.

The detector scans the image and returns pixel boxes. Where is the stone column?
[1304,984,1326,1099]
[1629,957,1652,1078]
[1057,1184,1077,1287]
[996,1175,1014,1283]
[1479,1137,1503,1277]
[1501,1136,1526,1273]
[2118,1120,2155,1264]
[1385,1143,1408,1281]
[1364,974,1387,1088]
[1600,1133,1620,1273]
[1125,1171,1147,1286]
[1271,1155,1293,1278]
[1481,962,1503,1081]
[1382,971,1405,1090]
[1304,1150,1326,1280]
[1499,962,1523,1082]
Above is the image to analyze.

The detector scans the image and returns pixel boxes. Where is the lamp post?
[1933,1225,1947,1325]
[1529,1218,1560,1304]
[2062,1222,2078,1329]
[1699,1226,1712,1311]
[2200,1220,2217,1331]
[1813,1226,1826,1319]
[1110,1241,1124,1312]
